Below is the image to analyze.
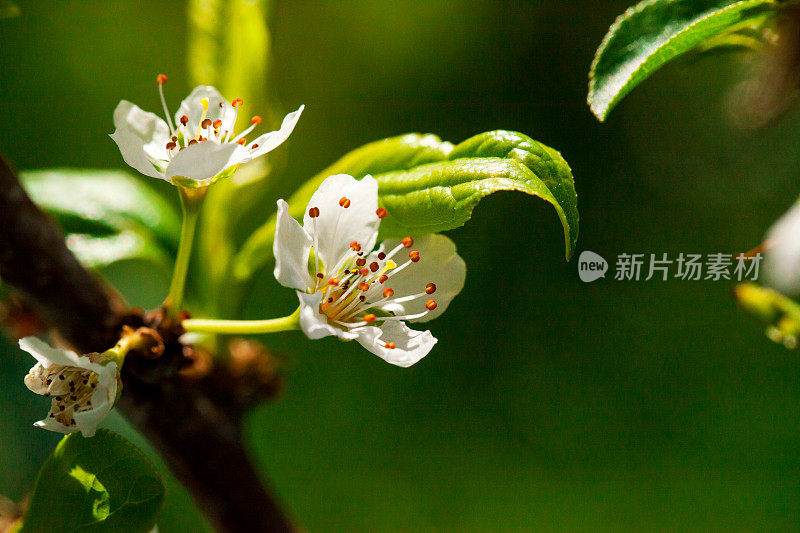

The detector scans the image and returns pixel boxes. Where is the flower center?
[155,74,263,163]
[306,200,438,350]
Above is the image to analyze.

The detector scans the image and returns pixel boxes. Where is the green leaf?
[65,231,172,273]
[233,130,577,284]
[21,429,165,533]
[21,169,180,250]
[588,0,778,121]
[20,169,180,274]
[735,282,800,348]
[377,131,579,258]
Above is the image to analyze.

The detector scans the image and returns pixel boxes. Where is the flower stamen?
[156,74,176,136]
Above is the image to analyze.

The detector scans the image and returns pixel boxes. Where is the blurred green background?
[3,0,800,530]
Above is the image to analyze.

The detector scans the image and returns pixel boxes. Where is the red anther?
[237,138,247,145]
[308,207,320,218]
[166,141,177,150]
[402,236,414,248]
[199,135,207,142]
[425,283,436,295]
[179,147,185,151]
[156,74,168,85]
[251,144,259,149]
[232,98,244,108]
[363,314,376,323]
[171,135,178,141]
[385,342,396,350]
[251,115,262,124]
[425,299,437,311]
[409,251,420,262]
[376,207,387,219]
[180,115,189,126]
[212,119,222,129]
[359,295,366,302]
[359,268,370,276]
[339,197,351,208]
[350,241,361,251]
[379,275,388,283]
[358,281,370,291]
[188,139,198,145]
[201,118,212,129]
[356,258,366,267]
[328,278,340,286]
[316,273,324,279]
[370,262,379,272]
[383,288,394,298]
[378,252,386,260]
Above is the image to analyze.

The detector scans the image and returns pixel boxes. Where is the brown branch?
[0,155,294,533]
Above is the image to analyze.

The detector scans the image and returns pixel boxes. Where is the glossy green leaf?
[588,0,777,121]
[21,429,165,533]
[21,169,180,250]
[377,131,578,258]
[735,282,800,348]
[234,130,577,284]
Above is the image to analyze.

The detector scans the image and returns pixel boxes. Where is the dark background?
[2,1,800,530]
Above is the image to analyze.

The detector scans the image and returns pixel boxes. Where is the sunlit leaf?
[234,130,577,285]
[66,231,172,273]
[21,169,180,250]
[21,430,164,533]
[588,0,777,121]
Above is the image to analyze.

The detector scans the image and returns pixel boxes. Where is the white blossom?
[20,337,120,437]
[765,199,800,294]
[274,174,466,367]
[111,75,303,187]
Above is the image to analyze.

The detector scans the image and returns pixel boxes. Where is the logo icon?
[578,251,608,282]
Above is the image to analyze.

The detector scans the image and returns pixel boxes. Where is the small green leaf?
[21,429,165,533]
[735,282,800,348]
[234,130,577,284]
[22,169,181,250]
[588,0,778,121]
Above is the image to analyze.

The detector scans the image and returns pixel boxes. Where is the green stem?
[165,186,207,317]
[182,307,301,335]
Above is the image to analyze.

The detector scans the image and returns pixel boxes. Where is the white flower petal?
[243,105,304,160]
[302,174,380,269]
[766,201,800,294]
[165,141,248,182]
[34,417,75,434]
[376,234,465,322]
[175,86,236,136]
[73,363,118,437]
[274,200,313,291]
[297,292,360,340]
[19,337,81,368]
[355,320,436,367]
[110,101,170,180]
